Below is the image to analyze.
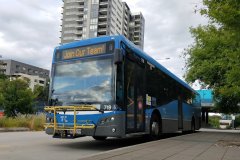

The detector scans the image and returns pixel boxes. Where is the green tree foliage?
[184,0,240,113]
[0,79,34,117]
[33,84,49,103]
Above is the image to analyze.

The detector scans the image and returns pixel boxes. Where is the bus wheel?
[150,114,161,139]
[191,118,195,133]
[92,136,107,141]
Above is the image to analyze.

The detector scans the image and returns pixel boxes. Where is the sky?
[0,0,207,81]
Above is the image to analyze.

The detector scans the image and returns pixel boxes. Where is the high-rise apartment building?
[61,0,145,49]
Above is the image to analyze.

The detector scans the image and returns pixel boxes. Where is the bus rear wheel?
[92,136,107,141]
[150,114,161,139]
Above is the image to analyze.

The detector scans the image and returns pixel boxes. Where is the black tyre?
[92,136,107,140]
[150,114,161,139]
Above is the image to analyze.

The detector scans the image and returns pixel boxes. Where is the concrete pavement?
[0,131,153,160]
[80,131,240,160]
[1,129,239,160]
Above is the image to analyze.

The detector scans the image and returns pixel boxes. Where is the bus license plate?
[76,129,82,135]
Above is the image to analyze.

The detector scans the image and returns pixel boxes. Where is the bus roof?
[56,35,196,94]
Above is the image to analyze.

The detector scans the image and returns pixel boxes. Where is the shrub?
[209,116,220,128]
[234,115,240,128]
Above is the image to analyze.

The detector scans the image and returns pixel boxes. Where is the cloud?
[127,0,208,80]
[55,58,112,78]
[0,0,208,80]
[0,0,62,69]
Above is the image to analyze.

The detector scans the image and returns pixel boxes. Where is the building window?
[90,25,97,30]
[91,11,98,18]
[92,0,99,4]
[83,14,88,20]
[90,18,98,24]
[39,80,45,84]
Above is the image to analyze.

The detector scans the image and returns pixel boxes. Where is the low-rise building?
[0,59,49,91]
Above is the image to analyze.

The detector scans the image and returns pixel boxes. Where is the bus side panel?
[182,103,193,131]
[145,100,179,134]
[159,101,178,133]
[194,106,202,130]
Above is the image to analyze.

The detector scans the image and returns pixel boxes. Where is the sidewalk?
[80,130,240,160]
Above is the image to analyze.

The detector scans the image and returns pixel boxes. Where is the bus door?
[125,54,145,133]
[135,63,145,131]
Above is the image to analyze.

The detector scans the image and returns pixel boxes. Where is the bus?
[45,35,201,140]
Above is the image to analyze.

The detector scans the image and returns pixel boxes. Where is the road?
[1,130,238,160]
[0,131,166,160]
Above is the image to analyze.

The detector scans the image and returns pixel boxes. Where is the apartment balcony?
[124,30,128,36]
[66,0,84,3]
[98,28,107,32]
[135,24,141,28]
[76,18,83,22]
[76,5,84,11]
[100,0,108,3]
[99,15,108,20]
[99,2,108,7]
[134,30,140,33]
[135,18,141,22]
[75,31,83,35]
[134,35,140,38]
[64,24,77,28]
[76,0,84,3]
[134,41,140,45]
[124,24,128,30]
[99,8,108,14]
[65,18,78,22]
[75,24,83,29]
[98,22,107,27]
[76,11,84,16]
[98,28,107,35]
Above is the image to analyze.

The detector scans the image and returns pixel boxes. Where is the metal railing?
[45,106,97,136]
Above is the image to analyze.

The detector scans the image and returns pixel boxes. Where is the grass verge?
[0,114,45,131]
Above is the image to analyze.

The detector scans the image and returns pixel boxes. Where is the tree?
[0,79,34,117]
[33,84,49,104]
[184,0,240,113]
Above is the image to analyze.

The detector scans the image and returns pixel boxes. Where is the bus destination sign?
[61,43,106,60]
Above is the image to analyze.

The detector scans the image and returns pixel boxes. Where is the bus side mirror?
[114,49,123,64]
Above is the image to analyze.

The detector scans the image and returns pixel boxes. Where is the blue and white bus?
[45,35,201,140]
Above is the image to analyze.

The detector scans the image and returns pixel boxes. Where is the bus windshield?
[52,58,114,105]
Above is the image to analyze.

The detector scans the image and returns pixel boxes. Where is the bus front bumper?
[45,113,125,138]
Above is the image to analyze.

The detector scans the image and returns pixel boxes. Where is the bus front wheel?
[92,136,107,141]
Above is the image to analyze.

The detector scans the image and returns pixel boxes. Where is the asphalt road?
[0,131,172,160]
